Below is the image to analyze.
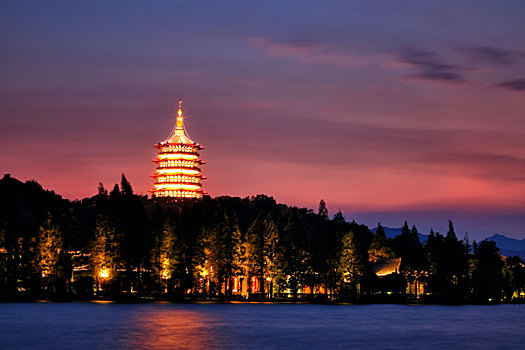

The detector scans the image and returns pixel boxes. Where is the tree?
[393,222,427,274]
[90,217,117,292]
[318,199,328,219]
[425,228,446,295]
[158,224,176,281]
[245,214,279,296]
[120,174,133,197]
[338,231,366,297]
[425,225,470,299]
[207,207,242,297]
[369,223,395,259]
[97,182,108,197]
[443,221,470,297]
[505,256,525,300]
[392,222,427,296]
[279,208,310,298]
[108,178,151,295]
[472,240,505,302]
[37,216,66,295]
[333,210,345,224]
[264,217,280,297]
[0,226,8,296]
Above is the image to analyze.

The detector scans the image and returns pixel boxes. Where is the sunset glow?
[1,1,524,238]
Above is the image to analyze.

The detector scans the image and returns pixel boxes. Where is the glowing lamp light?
[100,269,109,279]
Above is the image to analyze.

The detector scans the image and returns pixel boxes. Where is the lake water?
[1,302,524,349]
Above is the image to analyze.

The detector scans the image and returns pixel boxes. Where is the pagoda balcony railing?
[155,165,201,172]
[153,181,202,187]
[150,173,204,179]
[155,144,203,151]
[157,149,201,156]
[153,158,203,165]
[150,191,204,198]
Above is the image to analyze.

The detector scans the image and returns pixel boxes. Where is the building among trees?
[151,101,205,198]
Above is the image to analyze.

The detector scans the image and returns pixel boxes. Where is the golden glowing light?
[100,269,109,279]
[161,257,171,279]
[154,183,201,191]
[151,100,205,199]
[157,153,198,161]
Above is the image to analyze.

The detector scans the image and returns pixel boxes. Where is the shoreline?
[1,296,523,306]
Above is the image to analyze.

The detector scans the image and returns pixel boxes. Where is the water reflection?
[123,306,227,350]
[1,303,524,350]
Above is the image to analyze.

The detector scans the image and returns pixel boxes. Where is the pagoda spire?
[161,100,195,144]
[175,100,184,134]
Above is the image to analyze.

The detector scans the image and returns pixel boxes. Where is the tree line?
[0,173,524,303]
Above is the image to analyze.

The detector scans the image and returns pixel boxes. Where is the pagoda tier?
[151,101,205,199]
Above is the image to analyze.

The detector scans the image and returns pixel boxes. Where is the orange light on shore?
[151,100,205,199]
[161,257,171,280]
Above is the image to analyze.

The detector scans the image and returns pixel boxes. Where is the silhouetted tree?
[245,214,279,296]
[207,207,242,297]
[279,208,310,298]
[1,174,522,303]
[392,222,427,296]
[369,223,395,259]
[472,240,505,302]
[318,199,328,219]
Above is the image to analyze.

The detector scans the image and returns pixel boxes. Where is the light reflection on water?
[124,307,226,349]
[1,303,525,349]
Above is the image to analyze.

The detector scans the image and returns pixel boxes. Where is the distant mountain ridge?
[372,227,525,259]
[371,226,428,243]
[484,234,525,259]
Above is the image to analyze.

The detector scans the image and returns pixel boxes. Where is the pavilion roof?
[372,257,401,277]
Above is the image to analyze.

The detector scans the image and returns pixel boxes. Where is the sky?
[1,1,524,239]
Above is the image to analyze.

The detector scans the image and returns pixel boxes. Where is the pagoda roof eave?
[155,166,201,171]
[153,159,204,164]
[151,174,205,179]
[149,189,204,194]
[155,143,203,150]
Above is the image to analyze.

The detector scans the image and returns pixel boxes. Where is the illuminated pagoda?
[151,101,205,198]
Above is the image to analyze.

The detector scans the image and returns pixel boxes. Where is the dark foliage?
[0,174,521,303]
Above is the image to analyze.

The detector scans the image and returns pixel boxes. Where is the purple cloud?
[457,46,519,66]
[396,47,464,83]
[497,78,525,91]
